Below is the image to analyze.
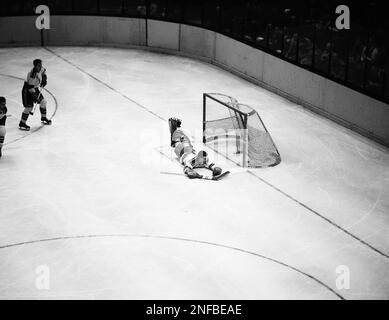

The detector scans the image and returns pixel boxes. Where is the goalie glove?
[208,163,222,176]
[184,166,202,179]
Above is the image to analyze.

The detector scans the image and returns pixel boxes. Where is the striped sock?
[21,112,29,123]
[40,107,47,118]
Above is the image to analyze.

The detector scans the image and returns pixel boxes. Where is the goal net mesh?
[203,93,281,168]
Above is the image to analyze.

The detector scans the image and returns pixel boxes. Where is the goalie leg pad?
[171,128,191,146]
[181,152,196,167]
[191,150,209,168]
[174,141,194,159]
[184,166,202,179]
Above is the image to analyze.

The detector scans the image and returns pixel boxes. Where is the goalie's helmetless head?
[0,97,6,106]
[33,59,43,72]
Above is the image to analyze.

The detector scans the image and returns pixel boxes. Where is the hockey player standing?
[0,97,8,158]
[19,59,51,131]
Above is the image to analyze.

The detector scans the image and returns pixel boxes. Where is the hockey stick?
[199,171,230,181]
[161,170,230,181]
[31,88,43,116]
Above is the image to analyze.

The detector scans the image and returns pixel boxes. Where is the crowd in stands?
[1,0,387,101]
[141,0,387,99]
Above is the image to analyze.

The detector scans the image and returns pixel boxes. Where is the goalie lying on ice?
[169,117,223,179]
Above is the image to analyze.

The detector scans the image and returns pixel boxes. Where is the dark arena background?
[0,0,388,301]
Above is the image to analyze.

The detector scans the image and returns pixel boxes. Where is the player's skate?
[168,117,182,146]
[19,121,30,131]
[41,117,52,125]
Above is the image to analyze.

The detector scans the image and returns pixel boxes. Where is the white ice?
[0,47,388,300]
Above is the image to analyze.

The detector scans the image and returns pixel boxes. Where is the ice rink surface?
[0,47,388,299]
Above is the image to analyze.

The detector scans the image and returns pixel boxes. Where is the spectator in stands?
[361,38,379,66]
[318,42,332,68]
[284,32,299,60]
[362,37,386,91]
[299,37,314,66]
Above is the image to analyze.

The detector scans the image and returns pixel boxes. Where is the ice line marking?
[155,146,183,176]
[44,47,388,261]
[44,47,165,122]
[246,170,389,260]
[160,171,182,177]
[0,233,344,300]
[0,73,58,146]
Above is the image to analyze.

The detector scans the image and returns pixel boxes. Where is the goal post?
[202,93,281,168]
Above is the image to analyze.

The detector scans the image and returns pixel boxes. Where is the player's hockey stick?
[160,170,230,180]
[199,171,230,181]
[186,166,230,181]
[31,88,43,116]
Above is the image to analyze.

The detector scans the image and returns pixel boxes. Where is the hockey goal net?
[203,93,281,168]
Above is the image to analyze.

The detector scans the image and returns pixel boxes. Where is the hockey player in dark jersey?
[0,97,9,158]
[169,117,228,180]
[19,59,51,131]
